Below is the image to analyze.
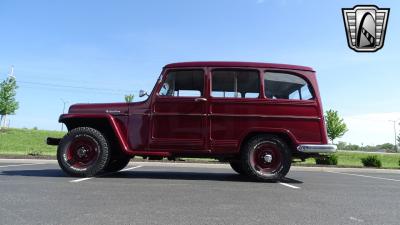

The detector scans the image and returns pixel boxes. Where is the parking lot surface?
[0,159,399,225]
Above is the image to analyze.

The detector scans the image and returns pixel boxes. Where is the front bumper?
[297,144,337,153]
[47,137,61,146]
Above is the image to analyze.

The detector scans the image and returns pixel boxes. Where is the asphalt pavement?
[0,159,399,225]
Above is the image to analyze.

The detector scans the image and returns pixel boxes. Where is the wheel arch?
[239,128,298,154]
[60,114,132,156]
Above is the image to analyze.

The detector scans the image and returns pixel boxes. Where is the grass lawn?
[0,128,65,156]
[1,128,399,169]
[294,151,400,169]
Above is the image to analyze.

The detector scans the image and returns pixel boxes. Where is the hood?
[68,103,129,115]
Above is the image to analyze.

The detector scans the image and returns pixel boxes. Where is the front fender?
[59,113,133,155]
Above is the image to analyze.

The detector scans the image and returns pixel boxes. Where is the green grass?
[1,128,400,169]
[0,128,65,156]
[295,151,400,169]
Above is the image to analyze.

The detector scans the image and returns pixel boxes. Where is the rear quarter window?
[264,71,314,100]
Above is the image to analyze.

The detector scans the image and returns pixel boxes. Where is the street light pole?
[60,99,68,131]
[389,119,399,151]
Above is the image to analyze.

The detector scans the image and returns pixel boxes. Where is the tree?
[376,143,394,150]
[0,76,19,128]
[325,109,348,144]
[124,94,134,103]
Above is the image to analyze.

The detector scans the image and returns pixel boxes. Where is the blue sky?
[0,0,399,145]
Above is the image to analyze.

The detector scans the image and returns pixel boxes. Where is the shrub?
[27,148,42,156]
[361,155,382,168]
[315,154,338,165]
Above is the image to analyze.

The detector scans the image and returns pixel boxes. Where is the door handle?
[194,97,207,102]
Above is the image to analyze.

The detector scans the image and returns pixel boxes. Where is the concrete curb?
[1,158,399,174]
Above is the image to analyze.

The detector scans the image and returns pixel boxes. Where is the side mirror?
[139,90,148,97]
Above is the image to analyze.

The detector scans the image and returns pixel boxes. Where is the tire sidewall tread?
[57,127,111,177]
[241,134,291,182]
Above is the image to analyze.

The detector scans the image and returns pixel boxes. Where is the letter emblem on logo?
[342,5,390,52]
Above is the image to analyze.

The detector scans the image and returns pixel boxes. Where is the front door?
[149,69,207,151]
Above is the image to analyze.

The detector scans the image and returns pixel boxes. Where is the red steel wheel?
[65,135,100,170]
[249,142,283,176]
[241,135,291,181]
[57,127,111,177]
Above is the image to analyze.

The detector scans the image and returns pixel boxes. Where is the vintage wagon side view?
[47,61,336,181]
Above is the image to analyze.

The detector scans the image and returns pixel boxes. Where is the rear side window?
[264,72,314,100]
[212,70,260,98]
[159,70,204,97]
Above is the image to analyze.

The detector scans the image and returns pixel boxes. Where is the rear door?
[209,69,262,152]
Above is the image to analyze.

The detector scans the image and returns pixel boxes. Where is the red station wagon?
[47,61,336,181]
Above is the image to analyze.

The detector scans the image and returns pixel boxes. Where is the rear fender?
[239,128,299,152]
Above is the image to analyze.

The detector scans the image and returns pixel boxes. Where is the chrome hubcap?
[263,153,273,163]
[77,147,88,158]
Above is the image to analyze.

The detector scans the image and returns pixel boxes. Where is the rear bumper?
[297,144,337,153]
[47,137,61,146]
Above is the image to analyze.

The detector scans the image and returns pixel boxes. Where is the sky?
[0,0,399,145]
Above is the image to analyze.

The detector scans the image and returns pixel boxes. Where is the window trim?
[156,68,206,99]
[263,70,316,102]
[210,68,262,100]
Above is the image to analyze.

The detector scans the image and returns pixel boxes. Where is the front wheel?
[241,135,291,181]
[57,127,111,177]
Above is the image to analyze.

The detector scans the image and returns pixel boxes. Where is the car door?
[209,69,262,153]
[149,69,207,151]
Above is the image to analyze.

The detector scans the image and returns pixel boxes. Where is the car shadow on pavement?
[1,169,66,178]
[102,171,303,184]
[1,169,302,184]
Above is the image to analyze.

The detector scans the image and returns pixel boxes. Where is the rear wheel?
[241,135,291,181]
[57,127,111,177]
[103,157,131,172]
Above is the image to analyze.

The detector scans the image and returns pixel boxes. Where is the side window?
[158,70,204,97]
[212,70,260,98]
[264,72,314,100]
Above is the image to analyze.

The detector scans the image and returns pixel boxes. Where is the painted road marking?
[69,165,143,183]
[0,163,46,168]
[69,177,92,183]
[328,171,400,182]
[349,217,364,223]
[278,182,300,189]
[120,165,143,172]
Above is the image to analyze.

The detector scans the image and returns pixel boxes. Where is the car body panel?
[58,62,330,158]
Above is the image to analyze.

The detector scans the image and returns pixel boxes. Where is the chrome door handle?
[194,98,207,102]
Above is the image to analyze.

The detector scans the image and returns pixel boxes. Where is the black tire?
[229,161,245,175]
[57,127,111,177]
[103,157,131,172]
[241,135,291,181]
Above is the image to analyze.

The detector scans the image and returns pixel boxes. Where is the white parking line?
[69,177,92,183]
[349,217,364,222]
[0,163,46,168]
[278,182,300,189]
[327,171,400,182]
[120,165,143,172]
[69,165,143,183]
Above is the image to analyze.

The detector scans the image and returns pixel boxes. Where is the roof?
[164,61,314,71]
